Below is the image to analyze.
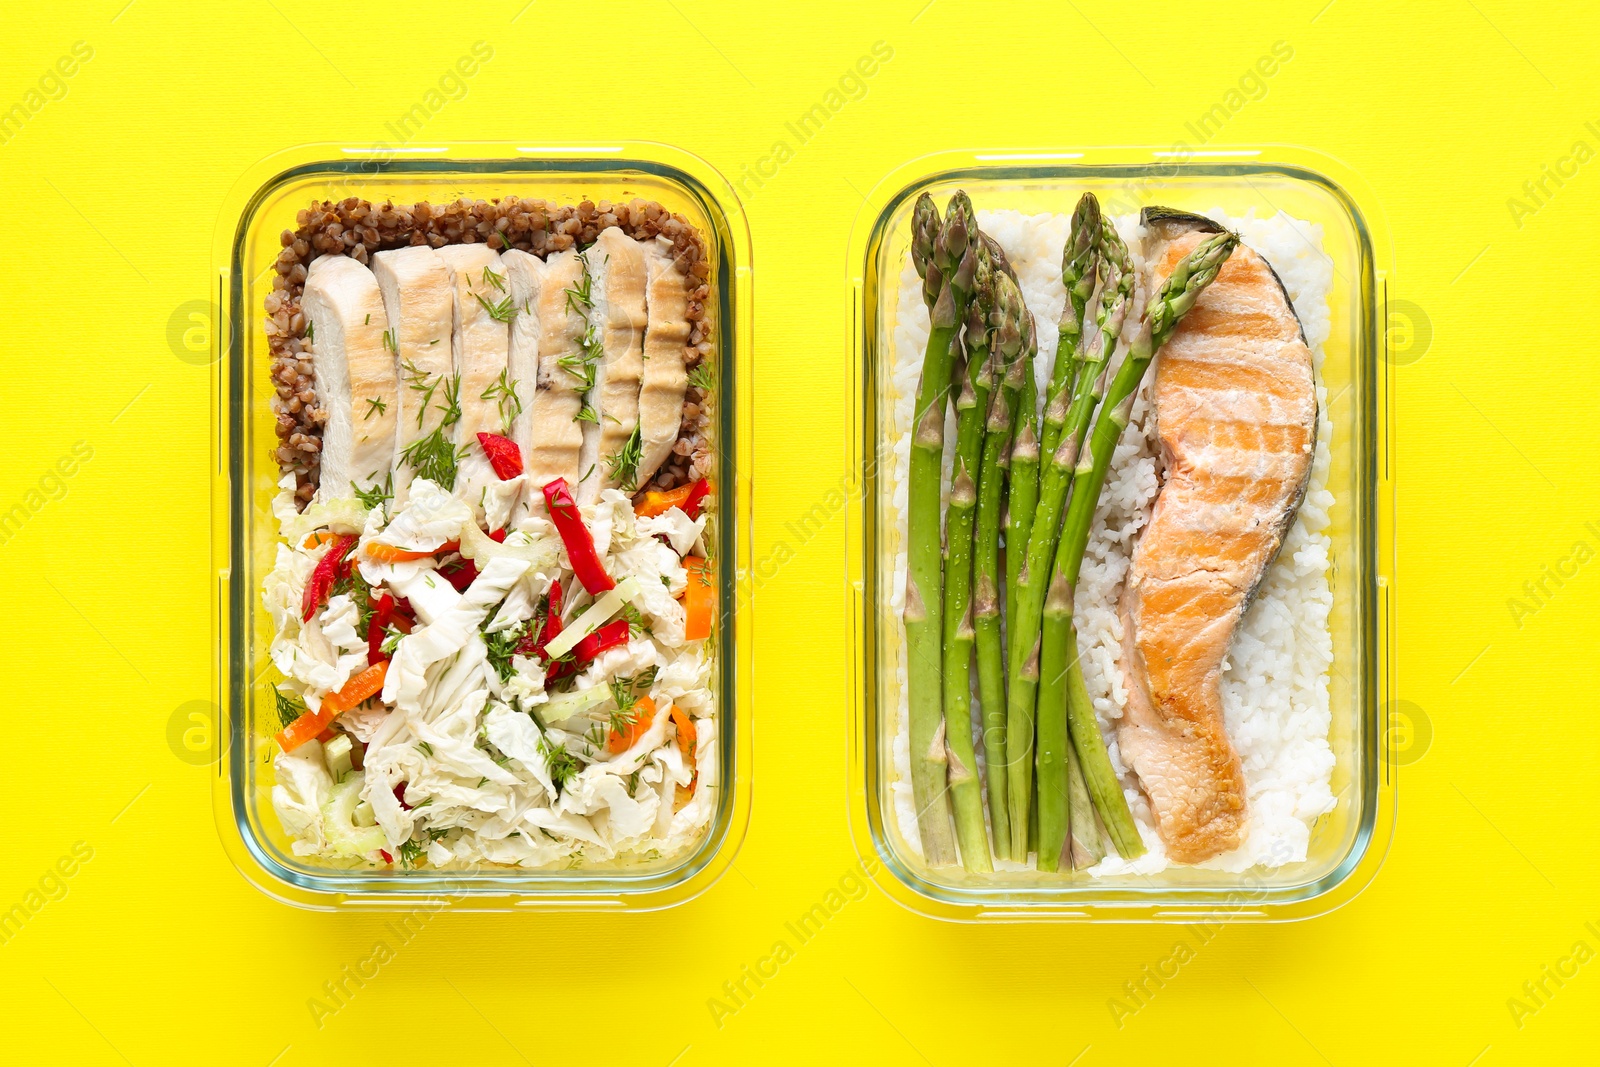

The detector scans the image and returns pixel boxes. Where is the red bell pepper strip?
[438,557,478,592]
[542,618,629,682]
[477,432,523,480]
[542,478,614,595]
[541,579,563,644]
[572,618,631,662]
[515,579,564,659]
[681,478,712,519]
[367,593,395,666]
[302,534,358,622]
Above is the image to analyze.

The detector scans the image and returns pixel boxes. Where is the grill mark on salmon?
[1115,209,1318,864]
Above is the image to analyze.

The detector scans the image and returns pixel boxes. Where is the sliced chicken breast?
[301,254,396,503]
[509,248,587,499]
[371,245,454,506]
[1116,209,1317,864]
[434,244,513,520]
[576,227,647,503]
[502,249,545,480]
[637,237,692,489]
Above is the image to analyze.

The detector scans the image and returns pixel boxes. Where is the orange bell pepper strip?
[606,696,657,754]
[668,705,695,762]
[634,478,712,519]
[680,556,714,641]
[364,540,460,563]
[275,661,389,752]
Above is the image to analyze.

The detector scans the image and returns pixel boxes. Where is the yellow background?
[1,1,1594,1063]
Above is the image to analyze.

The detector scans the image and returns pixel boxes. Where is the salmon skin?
[1116,208,1318,864]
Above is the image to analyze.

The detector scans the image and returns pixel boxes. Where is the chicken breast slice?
[508,248,587,502]
[371,246,454,507]
[637,237,692,489]
[434,244,513,521]
[301,254,396,503]
[576,228,647,504]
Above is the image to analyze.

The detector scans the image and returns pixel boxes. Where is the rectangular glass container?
[211,142,752,911]
[846,147,1395,922]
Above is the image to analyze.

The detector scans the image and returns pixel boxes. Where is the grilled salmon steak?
[1116,209,1317,863]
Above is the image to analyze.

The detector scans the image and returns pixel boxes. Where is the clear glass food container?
[845,147,1395,921]
[210,142,752,911]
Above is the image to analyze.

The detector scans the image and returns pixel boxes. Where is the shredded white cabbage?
[261,473,717,869]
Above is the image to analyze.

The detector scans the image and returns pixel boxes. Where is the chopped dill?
[401,360,439,429]
[401,426,467,490]
[474,291,516,323]
[397,837,427,868]
[620,602,652,638]
[417,741,434,757]
[400,376,464,487]
[558,326,605,391]
[564,263,593,313]
[363,396,387,420]
[382,327,397,353]
[574,404,598,424]
[306,320,314,343]
[539,737,580,793]
[331,566,376,639]
[686,362,716,393]
[274,687,307,728]
[606,423,644,491]
[608,675,639,715]
[481,368,522,431]
[426,827,451,842]
[483,621,529,682]
[354,471,393,512]
[436,374,462,425]
[482,265,507,292]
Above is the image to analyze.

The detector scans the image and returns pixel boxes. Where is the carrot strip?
[606,696,656,754]
[302,531,340,549]
[668,705,695,762]
[365,540,459,563]
[681,556,714,641]
[275,661,388,752]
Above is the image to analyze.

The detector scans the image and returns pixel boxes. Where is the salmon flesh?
[1116,209,1318,864]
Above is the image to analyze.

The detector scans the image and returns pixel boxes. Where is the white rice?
[887,207,1338,876]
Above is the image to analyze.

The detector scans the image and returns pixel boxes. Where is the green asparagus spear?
[1000,286,1040,856]
[1050,228,1241,859]
[1035,216,1136,868]
[1040,194,1101,458]
[1065,738,1105,868]
[904,192,978,868]
[972,271,1026,860]
[1005,202,1116,861]
[940,238,997,874]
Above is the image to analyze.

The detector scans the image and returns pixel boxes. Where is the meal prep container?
[210,142,752,911]
[845,147,1395,922]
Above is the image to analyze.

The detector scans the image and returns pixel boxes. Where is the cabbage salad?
[263,473,717,870]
